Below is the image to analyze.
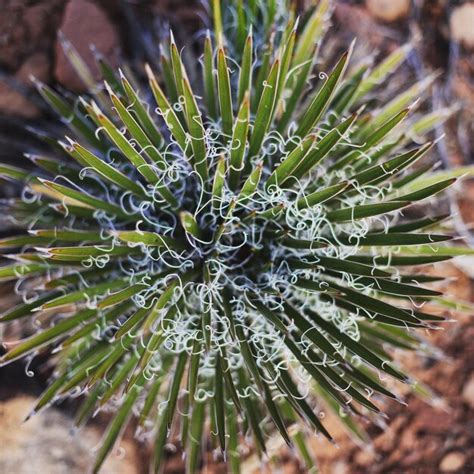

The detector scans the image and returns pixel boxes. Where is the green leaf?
[38,179,129,219]
[146,64,188,151]
[275,25,297,108]
[352,43,411,104]
[347,143,432,187]
[237,32,253,106]
[325,201,410,222]
[40,278,127,310]
[266,134,315,189]
[98,283,148,309]
[212,155,227,206]
[183,77,208,182]
[391,178,456,203]
[237,163,262,206]
[0,235,52,249]
[0,164,30,182]
[138,375,163,428]
[358,74,437,138]
[114,305,153,341]
[203,32,218,119]
[386,214,450,233]
[35,81,102,149]
[40,245,135,262]
[106,84,165,166]
[31,228,106,243]
[0,262,47,281]
[58,34,108,107]
[307,308,409,382]
[33,343,111,414]
[289,256,391,277]
[0,308,97,364]
[226,404,241,473]
[98,354,140,407]
[331,108,411,171]
[229,95,250,191]
[248,58,280,159]
[180,211,202,239]
[277,44,317,133]
[336,232,452,247]
[335,274,441,297]
[214,354,226,452]
[113,230,184,250]
[292,112,358,179]
[93,380,143,474]
[292,0,330,67]
[0,291,62,322]
[410,104,460,137]
[64,301,134,347]
[394,244,474,256]
[86,102,164,187]
[347,254,452,266]
[217,48,233,137]
[120,72,164,147]
[212,0,223,45]
[186,400,206,474]
[65,141,143,196]
[295,182,349,210]
[322,281,423,327]
[270,364,333,440]
[294,44,353,139]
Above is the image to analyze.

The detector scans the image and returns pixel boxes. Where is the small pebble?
[439,452,466,472]
[450,3,474,49]
[366,0,411,22]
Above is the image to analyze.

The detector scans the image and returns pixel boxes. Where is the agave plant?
[0,0,471,472]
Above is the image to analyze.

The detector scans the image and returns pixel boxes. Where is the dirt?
[0,396,142,474]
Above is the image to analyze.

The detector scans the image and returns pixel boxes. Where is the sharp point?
[294,16,300,31]
[408,98,421,111]
[349,37,357,52]
[144,63,154,81]
[23,410,36,424]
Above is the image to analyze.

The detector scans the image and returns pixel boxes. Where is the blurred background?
[0,1,473,472]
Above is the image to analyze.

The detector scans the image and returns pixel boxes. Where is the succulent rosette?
[0,0,469,472]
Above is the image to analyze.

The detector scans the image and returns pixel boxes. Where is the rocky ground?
[0,0,473,473]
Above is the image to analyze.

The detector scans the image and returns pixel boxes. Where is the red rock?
[411,405,450,434]
[54,0,120,91]
[0,52,51,118]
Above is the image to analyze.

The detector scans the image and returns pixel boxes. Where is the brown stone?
[354,447,376,466]
[439,452,466,472]
[411,406,449,434]
[0,396,140,474]
[0,53,51,118]
[366,0,411,22]
[16,52,51,84]
[54,0,120,91]
[334,3,387,50]
[450,4,474,49]
[0,0,64,70]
